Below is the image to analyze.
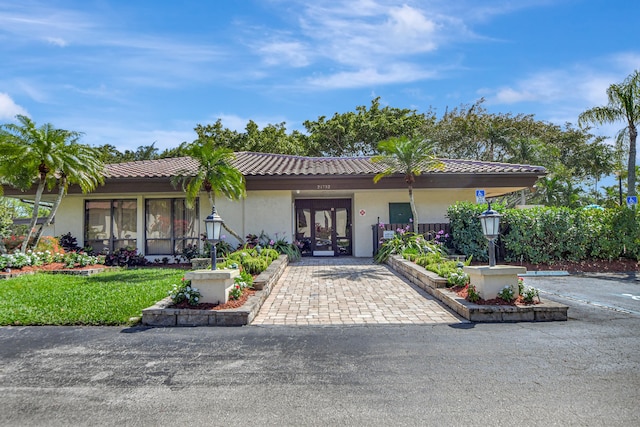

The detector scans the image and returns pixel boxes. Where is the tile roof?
[105,156,200,178]
[104,151,545,179]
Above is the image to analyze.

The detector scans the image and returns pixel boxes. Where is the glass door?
[335,207,351,255]
[313,209,334,256]
[295,199,352,257]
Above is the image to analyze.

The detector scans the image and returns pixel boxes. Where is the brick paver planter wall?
[386,256,568,322]
[142,255,289,327]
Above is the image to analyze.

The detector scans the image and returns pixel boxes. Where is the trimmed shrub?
[447,202,640,263]
[241,257,268,275]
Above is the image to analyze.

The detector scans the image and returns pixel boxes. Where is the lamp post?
[615,171,623,206]
[204,206,224,270]
[479,202,502,267]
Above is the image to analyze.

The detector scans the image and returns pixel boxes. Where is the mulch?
[472,258,639,273]
[0,263,106,277]
[172,289,257,310]
[451,285,540,306]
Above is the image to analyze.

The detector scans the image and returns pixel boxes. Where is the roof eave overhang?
[244,173,542,191]
[3,172,544,198]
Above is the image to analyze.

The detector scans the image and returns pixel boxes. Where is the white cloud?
[610,52,640,71]
[307,63,437,88]
[258,41,311,67]
[0,3,94,46]
[0,93,28,120]
[69,122,195,153]
[45,36,67,47]
[491,70,568,105]
[485,59,640,116]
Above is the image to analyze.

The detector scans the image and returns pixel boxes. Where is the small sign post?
[475,189,486,204]
[626,196,637,208]
[383,230,395,240]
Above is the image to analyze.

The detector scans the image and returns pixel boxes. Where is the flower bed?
[142,255,289,326]
[386,255,568,322]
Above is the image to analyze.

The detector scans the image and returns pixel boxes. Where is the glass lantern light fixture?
[204,206,224,270]
[478,202,501,267]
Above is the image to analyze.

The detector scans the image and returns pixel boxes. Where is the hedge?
[447,202,640,263]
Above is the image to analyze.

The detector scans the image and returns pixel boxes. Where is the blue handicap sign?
[627,196,637,207]
[475,189,485,203]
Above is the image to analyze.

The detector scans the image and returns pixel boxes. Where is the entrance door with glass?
[295,199,352,257]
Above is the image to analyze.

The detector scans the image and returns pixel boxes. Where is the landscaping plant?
[374,224,443,263]
[168,278,201,306]
[497,285,515,303]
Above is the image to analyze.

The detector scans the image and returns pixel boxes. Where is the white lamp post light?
[204,206,224,270]
[479,202,502,267]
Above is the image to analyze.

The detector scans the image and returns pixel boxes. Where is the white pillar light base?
[463,265,526,300]
[184,269,240,305]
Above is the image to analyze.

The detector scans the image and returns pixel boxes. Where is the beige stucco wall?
[47,195,84,240]
[202,190,294,248]
[352,188,475,257]
[48,187,473,258]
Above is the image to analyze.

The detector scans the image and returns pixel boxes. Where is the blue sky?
[1,0,639,154]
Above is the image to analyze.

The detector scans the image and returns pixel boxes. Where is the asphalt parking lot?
[1,272,639,426]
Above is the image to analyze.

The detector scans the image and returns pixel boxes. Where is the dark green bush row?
[447,202,640,263]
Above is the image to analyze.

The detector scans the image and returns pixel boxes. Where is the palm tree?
[31,142,104,248]
[372,136,444,232]
[579,70,640,197]
[0,115,102,252]
[172,143,246,242]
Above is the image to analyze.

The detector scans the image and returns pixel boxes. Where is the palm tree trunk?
[628,124,637,197]
[207,192,244,244]
[21,180,46,253]
[408,185,419,233]
[32,178,66,249]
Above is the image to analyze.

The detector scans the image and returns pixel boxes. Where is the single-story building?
[5,151,545,258]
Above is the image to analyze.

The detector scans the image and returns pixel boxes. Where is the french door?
[295,199,352,257]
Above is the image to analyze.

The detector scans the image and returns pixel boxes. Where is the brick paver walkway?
[252,257,462,326]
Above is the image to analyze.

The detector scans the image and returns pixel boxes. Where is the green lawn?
[0,268,185,326]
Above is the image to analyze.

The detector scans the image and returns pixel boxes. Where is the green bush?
[260,248,280,263]
[448,202,640,263]
[374,229,443,263]
[227,250,254,262]
[447,202,495,262]
[241,257,268,275]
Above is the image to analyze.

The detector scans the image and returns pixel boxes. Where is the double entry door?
[295,199,352,257]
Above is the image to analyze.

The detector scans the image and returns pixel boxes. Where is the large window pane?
[145,198,198,256]
[113,200,137,239]
[85,199,136,254]
[146,199,172,239]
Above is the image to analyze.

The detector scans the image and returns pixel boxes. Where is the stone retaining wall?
[386,255,568,322]
[141,255,289,327]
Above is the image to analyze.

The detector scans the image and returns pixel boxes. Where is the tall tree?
[371,137,443,231]
[171,143,246,242]
[304,97,436,156]
[0,115,102,252]
[579,70,640,197]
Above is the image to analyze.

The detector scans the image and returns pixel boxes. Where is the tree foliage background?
[96,96,620,207]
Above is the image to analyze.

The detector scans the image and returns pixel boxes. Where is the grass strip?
[0,268,185,326]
